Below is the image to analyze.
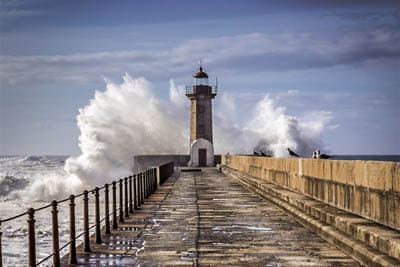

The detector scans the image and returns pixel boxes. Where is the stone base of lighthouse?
[188,138,215,167]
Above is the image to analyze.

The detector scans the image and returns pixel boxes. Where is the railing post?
[94,187,102,244]
[154,168,157,191]
[124,177,129,218]
[147,170,150,198]
[151,169,154,193]
[104,184,111,234]
[51,200,60,267]
[0,220,3,267]
[144,170,148,199]
[151,168,154,192]
[149,169,154,195]
[140,173,144,204]
[69,195,78,264]
[27,208,36,267]
[133,175,138,209]
[136,173,142,207]
[150,169,153,194]
[149,170,153,194]
[119,179,124,223]
[152,168,156,192]
[148,170,151,195]
[83,190,91,252]
[112,181,118,229]
[129,176,133,214]
[147,170,150,197]
[138,173,141,205]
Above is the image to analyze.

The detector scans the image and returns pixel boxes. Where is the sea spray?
[64,73,333,189]
[64,74,188,187]
[0,74,334,200]
[244,95,333,157]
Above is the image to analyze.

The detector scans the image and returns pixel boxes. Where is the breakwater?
[221,155,400,266]
[221,155,400,230]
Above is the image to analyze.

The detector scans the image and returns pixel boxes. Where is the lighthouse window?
[195,78,208,86]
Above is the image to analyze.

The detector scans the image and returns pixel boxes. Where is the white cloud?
[287,89,299,96]
[1,29,399,86]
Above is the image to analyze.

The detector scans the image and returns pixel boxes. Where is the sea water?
[0,155,95,266]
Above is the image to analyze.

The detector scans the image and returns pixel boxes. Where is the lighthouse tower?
[185,65,217,167]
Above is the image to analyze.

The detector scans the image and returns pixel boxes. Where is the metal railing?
[185,85,218,96]
[0,168,159,267]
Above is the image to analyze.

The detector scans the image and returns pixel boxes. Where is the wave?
[0,175,28,198]
[0,155,76,201]
[65,74,333,189]
[1,74,334,201]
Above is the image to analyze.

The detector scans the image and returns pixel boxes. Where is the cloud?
[0,0,46,18]
[1,28,399,86]
[286,89,299,96]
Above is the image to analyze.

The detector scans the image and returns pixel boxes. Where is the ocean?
[0,154,399,266]
[0,155,95,266]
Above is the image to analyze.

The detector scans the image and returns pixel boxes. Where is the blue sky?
[0,0,399,155]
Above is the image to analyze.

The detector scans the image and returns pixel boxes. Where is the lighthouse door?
[198,149,207,167]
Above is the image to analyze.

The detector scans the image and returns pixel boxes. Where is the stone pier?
[61,168,359,266]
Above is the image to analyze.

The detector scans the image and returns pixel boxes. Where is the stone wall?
[158,161,174,185]
[133,155,222,171]
[221,155,400,230]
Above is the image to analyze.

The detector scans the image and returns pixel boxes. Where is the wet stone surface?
[61,168,359,266]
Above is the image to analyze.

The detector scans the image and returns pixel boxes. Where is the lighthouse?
[185,65,217,167]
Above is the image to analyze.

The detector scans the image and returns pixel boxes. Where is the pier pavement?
[61,168,359,266]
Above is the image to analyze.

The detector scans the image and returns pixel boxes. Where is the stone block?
[393,164,400,193]
[322,160,332,181]
[369,191,382,223]
[394,194,400,230]
[354,161,368,188]
[353,186,363,214]
[366,161,392,191]
[386,193,396,229]
[332,160,347,184]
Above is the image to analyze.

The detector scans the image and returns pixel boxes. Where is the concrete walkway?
[62,168,359,266]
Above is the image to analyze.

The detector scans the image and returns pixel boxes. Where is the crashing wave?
[0,175,28,198]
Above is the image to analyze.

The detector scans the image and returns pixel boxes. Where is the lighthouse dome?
[193,67,208,78]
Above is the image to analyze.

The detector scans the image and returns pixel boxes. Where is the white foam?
[62,74,333,192]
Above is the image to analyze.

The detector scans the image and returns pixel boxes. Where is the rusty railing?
[0,167,158,267]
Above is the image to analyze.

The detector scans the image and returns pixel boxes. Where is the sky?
[0,0,399,155]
